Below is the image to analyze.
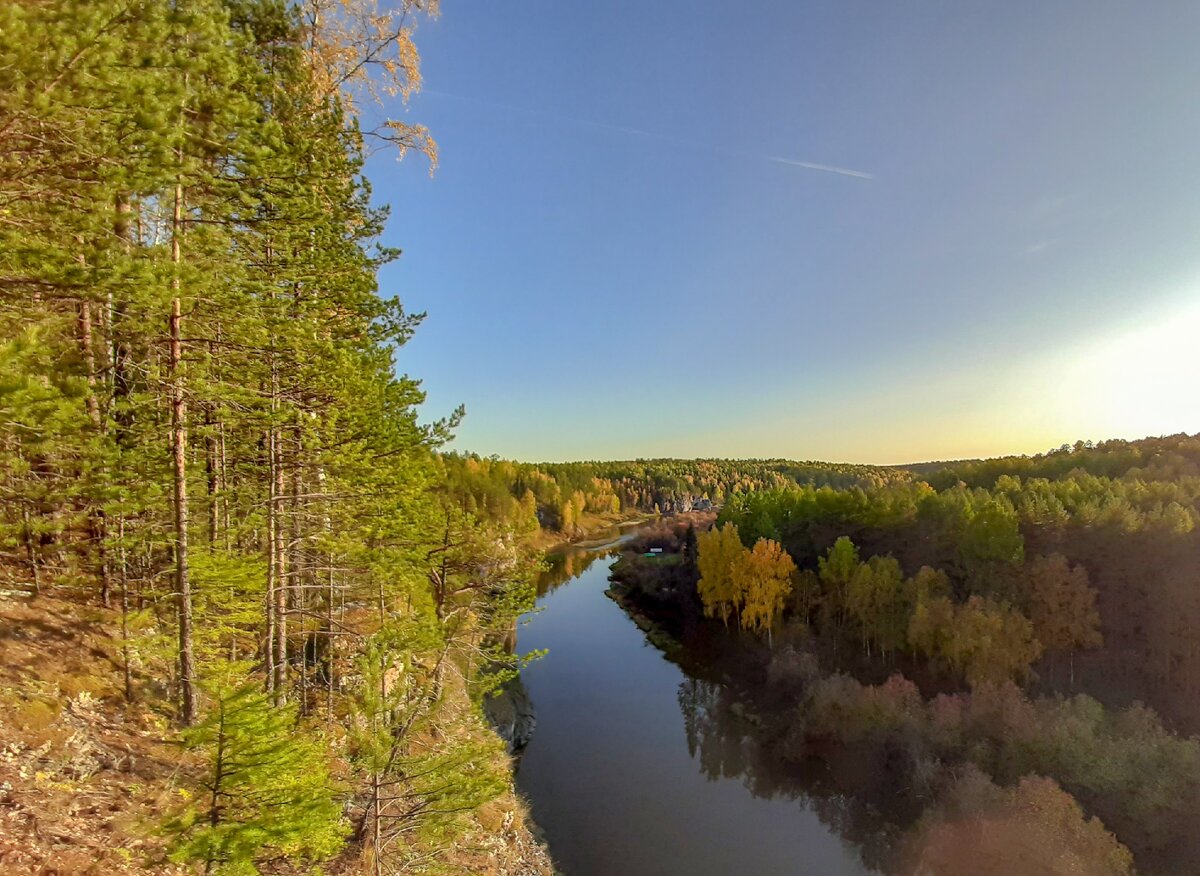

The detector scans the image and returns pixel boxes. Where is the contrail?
[423,89,872,181]
[766,157,873,179]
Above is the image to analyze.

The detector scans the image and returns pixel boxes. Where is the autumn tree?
[790,568,822,626]
[1022,553,1102,685]
[560,497,577,534]
[734,537,796,644]
[950,596,1043,686]
[845,554,906,657]
[908,594,958,671]
[696,522,745,626]
[901,767,1133,876]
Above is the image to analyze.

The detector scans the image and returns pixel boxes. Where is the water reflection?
[537,545,616,596]
[516,544,876,876]
[536,523,640,596]
[675,675,902,873]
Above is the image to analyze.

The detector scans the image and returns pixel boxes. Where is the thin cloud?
[766,156,873,179]
[423,89,872,181]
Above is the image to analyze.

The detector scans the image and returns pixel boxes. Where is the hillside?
[0,592,553,875]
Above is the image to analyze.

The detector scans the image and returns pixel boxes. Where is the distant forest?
[606,432,1200,875]
[443,432,1200,537]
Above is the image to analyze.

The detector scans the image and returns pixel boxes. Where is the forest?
[0,1,555,873]
[439,453,908,535]
[609,432,1200,875]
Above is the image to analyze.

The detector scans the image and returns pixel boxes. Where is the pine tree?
[2,1,531,869]
[169,671,346,874]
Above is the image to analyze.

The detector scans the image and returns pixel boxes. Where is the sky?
[365,1,1200,465]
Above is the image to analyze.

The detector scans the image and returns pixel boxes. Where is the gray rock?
[485,675,537,754]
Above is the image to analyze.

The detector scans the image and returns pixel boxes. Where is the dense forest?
[440,454,909,534]
[611,433,1200,875]
[0,2,555,873]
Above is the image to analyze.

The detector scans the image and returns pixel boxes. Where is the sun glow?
[1056,297,1200,439]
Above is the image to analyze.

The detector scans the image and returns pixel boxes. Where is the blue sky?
[366,1,1200,464]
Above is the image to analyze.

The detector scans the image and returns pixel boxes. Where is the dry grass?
[0,594,191,875]
[0,593,557,875]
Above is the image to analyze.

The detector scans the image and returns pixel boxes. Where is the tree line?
[914,433,1200,490]
[439,452,913,535]
[695,525,1099,687]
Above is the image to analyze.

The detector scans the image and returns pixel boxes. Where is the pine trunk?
[170,293,197,726]
[291,424,305,713]
[265,429,277,696]
[77,296,111,606]
[170,174,197,724]
[272,424,288,701]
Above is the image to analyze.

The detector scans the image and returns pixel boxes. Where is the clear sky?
[366,1,1200,465]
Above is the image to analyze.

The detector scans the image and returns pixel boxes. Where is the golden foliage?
[735,538,796,639]
[300,0,440,167]
[697,524,794,639]
[696,522,743,626]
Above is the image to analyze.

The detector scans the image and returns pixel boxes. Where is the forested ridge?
[610,432,1200,875]
[440,433,1200,543]
[909,433,1200,489]
[0,2,551,873]
[440,454,909,535]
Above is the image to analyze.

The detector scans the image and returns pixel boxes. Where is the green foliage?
[169,671,346,875]
[845,555,906,656]
[919,434,1200,491]
[817,536,859,626]
[348,622,511,861]
[0,1,527,870]
[190,551,267,662]
[439,453,912,534]
[800,673,1200,866]
[957,498,1025,567]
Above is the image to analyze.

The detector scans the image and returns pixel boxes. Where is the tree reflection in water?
[676,675,906,874]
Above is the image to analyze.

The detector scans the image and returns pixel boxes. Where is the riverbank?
[524,512,654,553]
[511,541,873,876]
[485,514,653,754]
[602,531,1189,876]
[605,573,686,660]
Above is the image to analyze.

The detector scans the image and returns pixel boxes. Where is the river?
[513,540,876,876]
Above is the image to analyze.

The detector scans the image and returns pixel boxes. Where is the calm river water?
[514,542,875,876]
